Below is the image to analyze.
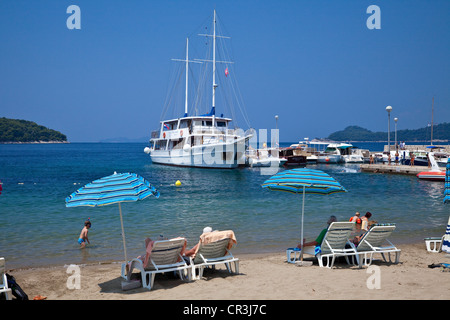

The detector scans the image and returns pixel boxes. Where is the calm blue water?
[0,142,448,269]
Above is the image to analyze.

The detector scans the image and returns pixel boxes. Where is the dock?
[360,163,441,175]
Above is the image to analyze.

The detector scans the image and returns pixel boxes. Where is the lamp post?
[386,106,392,155]
[394,117,398,151]
[275,115,279,149]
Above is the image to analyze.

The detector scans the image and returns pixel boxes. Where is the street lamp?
[394,117,398,151]
[386,106,392,155]
[274,115,279,149]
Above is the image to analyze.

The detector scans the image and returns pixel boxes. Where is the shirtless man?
[78,220,91,248]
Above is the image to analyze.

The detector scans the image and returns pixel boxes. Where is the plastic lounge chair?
[0,258,12,300]
[350,224,401,267]
[287,222,357,268]
[424,216,450,253]
[189,230,239,280]
[121,238,191,290]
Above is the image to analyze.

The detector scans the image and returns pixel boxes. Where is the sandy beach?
[5,243,450,301]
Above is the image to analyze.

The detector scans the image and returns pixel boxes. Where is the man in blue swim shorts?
[78,219,91,248]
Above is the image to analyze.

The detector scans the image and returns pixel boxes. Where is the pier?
[360,163,440,175]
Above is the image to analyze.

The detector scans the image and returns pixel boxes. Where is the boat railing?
[191,127,238,136]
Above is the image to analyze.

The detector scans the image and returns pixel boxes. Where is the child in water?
[78,219,91,248]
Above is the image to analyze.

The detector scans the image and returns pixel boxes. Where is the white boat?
[145,11,252,168]
[343,147,365,163]
[416,152,446,181]
[317,143,351,164]
[290,139,329,163]
[246,147,286,167]
[435,152,450,168]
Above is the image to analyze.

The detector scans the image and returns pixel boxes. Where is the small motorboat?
[416,171,445,181]
[416,152,445,181]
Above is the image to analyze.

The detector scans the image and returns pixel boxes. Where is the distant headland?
[0,117,68,143]
[327,123,450,142]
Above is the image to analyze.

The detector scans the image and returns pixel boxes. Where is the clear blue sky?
[1,0,449,142]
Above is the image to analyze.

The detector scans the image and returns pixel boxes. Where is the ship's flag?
[164,123,170,130]
[225,67,229,77]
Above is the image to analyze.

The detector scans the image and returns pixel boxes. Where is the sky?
[0,0,449,142]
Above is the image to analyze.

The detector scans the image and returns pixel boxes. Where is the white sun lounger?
[0,258,12,300]
[121,238,191,290]
[287,222,357,268]
[425,216,450,253]
[351,224,401,267]
[188,230,239,280]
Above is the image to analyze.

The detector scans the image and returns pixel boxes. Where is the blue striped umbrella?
[444,157,450,204]
[443,158,450,253]
[262,168,347,260]
[66,172,160,264]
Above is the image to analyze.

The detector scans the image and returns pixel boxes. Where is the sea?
[0,141,448,269]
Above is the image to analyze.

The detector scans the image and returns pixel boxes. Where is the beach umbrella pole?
[300,186,305,261]
[118,203,128,265]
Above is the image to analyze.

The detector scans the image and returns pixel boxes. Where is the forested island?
[327,123,450,142]
[0,117,67,143]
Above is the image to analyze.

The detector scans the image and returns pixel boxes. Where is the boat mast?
[431,96,434,146]
[185,38,189,116]
[212,9,217,115]
[172,37,201,117]
[196,10,232,117]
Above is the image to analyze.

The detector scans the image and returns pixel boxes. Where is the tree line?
[0,117,67,143]
[327,123,450,142]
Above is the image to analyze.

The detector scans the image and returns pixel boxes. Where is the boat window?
[179,120,189,129]
[155,140,165,150]
[164,122,177,130]
[203,120,212,126]
[216,121,226,127]
[194,136,203,146]
[172,139,183,149]
[193,120,202,127]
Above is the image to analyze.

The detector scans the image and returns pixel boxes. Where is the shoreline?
[4,237,427,272]
[6,242,450,300]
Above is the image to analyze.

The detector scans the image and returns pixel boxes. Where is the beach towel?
[192,230,237,259]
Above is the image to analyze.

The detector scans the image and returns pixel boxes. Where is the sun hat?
[203,226,212,233]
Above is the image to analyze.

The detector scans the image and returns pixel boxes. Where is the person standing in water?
[78,219,91,248]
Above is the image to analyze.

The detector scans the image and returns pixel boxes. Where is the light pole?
[275,115,279,149]
[394,117,398,151]
[386,106,392,155]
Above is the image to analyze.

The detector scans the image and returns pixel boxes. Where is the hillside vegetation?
[327,123,450,142]
[0,117,67,143]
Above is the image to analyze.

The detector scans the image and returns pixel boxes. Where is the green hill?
[328,123,450,142]
[0,117,67,143]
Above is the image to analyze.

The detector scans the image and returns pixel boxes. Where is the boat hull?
[283,156,307,167]
[317,155,343,164]
[416,171,445,181]
[150,140,246,169]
